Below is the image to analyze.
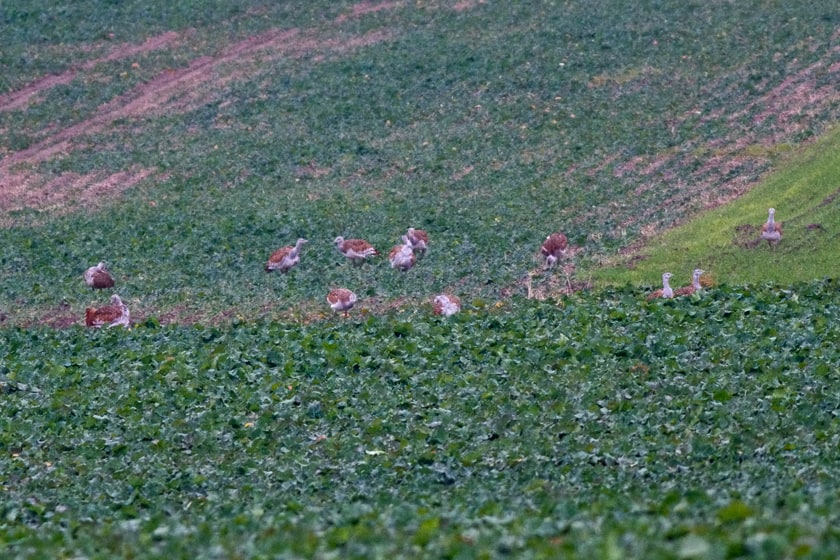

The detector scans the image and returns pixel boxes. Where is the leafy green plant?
[2,284,840,557]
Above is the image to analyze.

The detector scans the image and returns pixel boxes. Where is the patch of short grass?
[593,125,840,288]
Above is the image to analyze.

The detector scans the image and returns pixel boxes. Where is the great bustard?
[83,262,115,289]
[265,238,307,273]
[647,272,674,300]
[334,236,379,265]
[85,294,130,328]
[760,207,783,248]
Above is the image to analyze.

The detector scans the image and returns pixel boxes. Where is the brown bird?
[85,294,130,328]
[646,272,674,300]
[674,269,705,297]
[83,262,115,289]
[406,227,429,257]
[265,238,307,273]
[389,236,416,272]
[334,236,379,265]
[433,294,461,317]
[327,288,357,317]
[541,233,568,268]
[760,207,783,247]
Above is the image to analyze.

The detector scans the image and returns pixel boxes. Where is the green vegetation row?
[3,283,840,558]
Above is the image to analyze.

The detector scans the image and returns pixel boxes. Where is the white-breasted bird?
[647,272,674,300]
[85,294,130,328]
[327,288,357,317]
[389,236,416,272]
[433,294,461,317]
[674,269,704,297]
[760,207,783,247]
[265,238,307,273]
[334,236,379,265]
[406,227,429,257]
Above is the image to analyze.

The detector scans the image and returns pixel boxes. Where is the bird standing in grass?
[389,236,416,272]
[541,232,568,268]
[406,228,429,257]
[265,238,307,273]
[327,288,357,317]
[647,272,674,300]
[760,207,783,248]
[433,294,461,316]
[84,262,115,289]
[334,236,379,265]
[85,294,130,328]
[674,269,705,297]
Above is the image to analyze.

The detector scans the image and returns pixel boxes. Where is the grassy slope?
[594,125,840,288]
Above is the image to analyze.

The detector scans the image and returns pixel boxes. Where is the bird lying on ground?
[674,269,705,297]
[85,294,130,328]
[433,294,461,316]
[646,272,674,300]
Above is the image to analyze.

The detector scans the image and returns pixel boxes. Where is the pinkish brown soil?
[0,1,410,225]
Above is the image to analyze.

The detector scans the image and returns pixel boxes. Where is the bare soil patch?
[0,31,180,113]
[0,167,156,227]
[0,1,412,229]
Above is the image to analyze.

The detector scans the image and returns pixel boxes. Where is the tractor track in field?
[0,1,403,224]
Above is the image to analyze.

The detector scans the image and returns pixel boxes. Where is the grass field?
[2,0,840,557]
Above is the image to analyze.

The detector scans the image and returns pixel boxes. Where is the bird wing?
[542,233,568,256]
[85,305,121,326]
[92,270,115,288]
[268,246,292,264]
[344,239,378,256]
[673,285,695,297]
[646,289,664,301]
[327,288,351,304]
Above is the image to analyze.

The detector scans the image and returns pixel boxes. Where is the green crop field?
[2,0,840,557]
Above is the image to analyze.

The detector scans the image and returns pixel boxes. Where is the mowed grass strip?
[593,126,840,289]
